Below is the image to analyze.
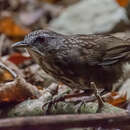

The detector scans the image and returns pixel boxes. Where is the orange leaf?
[0,69,14,83]
[8,53,31,65]
[116,0,129,7]
[105,92,127,106]
[0,82,33,103]
[0,16,30,38]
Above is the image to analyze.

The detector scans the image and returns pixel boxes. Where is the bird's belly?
[39,58,89,89]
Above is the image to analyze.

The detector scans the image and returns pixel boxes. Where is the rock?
[8,99,44,117]
[50,0,129,34]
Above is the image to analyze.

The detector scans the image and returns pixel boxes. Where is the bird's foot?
[42,90,94,114]
[42,90,68,114]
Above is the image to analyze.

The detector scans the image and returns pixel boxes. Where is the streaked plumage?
[12,30,130,91]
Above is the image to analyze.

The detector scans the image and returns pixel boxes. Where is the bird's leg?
[90,82,105,112]
[63,88,94,100]
[43,87,97,111]
[42,82,105,114]
[42,82,71,114]
[44,83,95,104]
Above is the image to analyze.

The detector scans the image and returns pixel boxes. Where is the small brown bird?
[12,30,130,92]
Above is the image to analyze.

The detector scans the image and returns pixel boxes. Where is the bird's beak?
[12,41,30,48]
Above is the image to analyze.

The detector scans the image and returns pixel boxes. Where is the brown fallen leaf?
[0,69,14,83]
[105,91,127,106]
[8,52,31,65]
[0,62,15,83]
[116,0,129,7]
[0,61,41,103]
[0,16,30,39]
[0,76,41,103]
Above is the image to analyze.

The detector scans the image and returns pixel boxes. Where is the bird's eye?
[35,37,45,43]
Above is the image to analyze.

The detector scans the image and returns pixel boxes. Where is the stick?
[0,112,129,130]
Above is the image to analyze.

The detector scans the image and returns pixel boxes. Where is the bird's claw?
[42,94,66,114]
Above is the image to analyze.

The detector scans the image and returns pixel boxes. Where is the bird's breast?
[27,49,40,65]
[27,48,63,79]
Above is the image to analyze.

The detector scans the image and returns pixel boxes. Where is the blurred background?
[1,0,130,37]
[1,0,130,54]
[0,0,130,50]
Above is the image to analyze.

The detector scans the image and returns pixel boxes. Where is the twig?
[0,75,41,99]
[0,112,129,130]
[0,62,17,78]
[0,34,6,57]
[1,60,24,77]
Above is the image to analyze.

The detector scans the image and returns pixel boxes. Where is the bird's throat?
[27,48,43,65]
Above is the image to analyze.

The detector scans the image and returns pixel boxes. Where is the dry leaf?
[116,0,129,7]
[0,62,41,103]
[0,62,14,83]
[0,81,30,102]
[8,53,31,65]
[0,69,14,83]
[0,79,37,103]
[0,17,30,38]
[105,92,127,106]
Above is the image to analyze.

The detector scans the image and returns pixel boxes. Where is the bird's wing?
[74,34,130,66]
[55,34,130,68]
[98,45,130,66]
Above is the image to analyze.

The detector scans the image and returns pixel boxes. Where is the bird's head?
[12,30,64,56]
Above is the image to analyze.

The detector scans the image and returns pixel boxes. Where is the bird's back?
[50,34,130,90]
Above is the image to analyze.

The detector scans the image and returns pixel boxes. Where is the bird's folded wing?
[98,45,130,66]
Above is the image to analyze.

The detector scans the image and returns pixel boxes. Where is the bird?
[12,29,130,92]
